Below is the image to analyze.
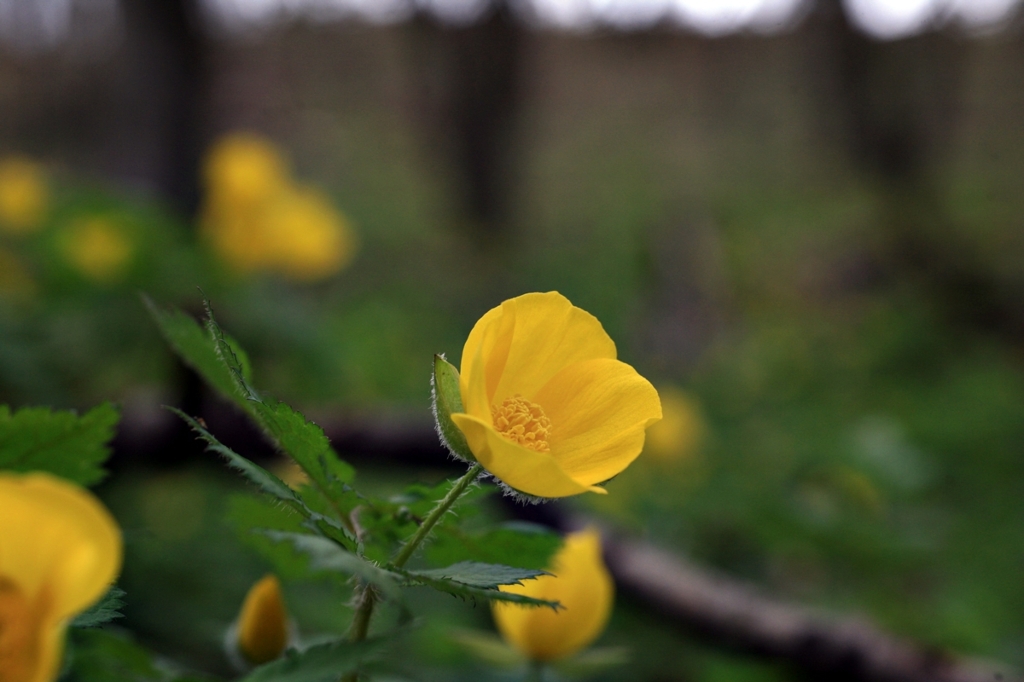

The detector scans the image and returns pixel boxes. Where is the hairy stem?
[392,462,483,569]
[341,462,484,681]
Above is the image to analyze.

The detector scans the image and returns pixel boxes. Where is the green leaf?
[0,403,118,486]
[240,637,388,682]
[407,562,549,589]
[431,355,475,462]
[427,522,562,570]
[173,408,296,500]
[252,400,355,498]
[144,297,249,412]
[71,586,126,629]
[151,298,359,545]
[173,409,355,549]
[262,531,403,603]
[396,568,560,610]
[199,302,357,501]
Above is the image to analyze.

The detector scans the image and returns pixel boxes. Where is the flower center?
[0,576,38,682]
[491,395,552,452]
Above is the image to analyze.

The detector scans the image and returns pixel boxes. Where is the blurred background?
[2,0,1024,679]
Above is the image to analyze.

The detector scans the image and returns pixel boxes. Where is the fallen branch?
[602,533,1013,682]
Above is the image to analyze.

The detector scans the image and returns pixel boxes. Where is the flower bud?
[492,528,613,662]
[235,575,290,665]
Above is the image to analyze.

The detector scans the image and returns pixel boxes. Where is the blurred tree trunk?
[807,0,1024,340]
[405,1,524,246]
[105,0,207,217]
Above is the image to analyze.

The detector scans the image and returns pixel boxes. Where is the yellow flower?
[0,472,122,682]
[203,133,289,211]
[644,387,705,463]
[261,187,355,282]
[492,528,613,662]
[202,207,268,274]
[59,217,134,284]
[450,292,661,498]
[200,132,356,282]
[235,575,289,665]
[0,157,48,234]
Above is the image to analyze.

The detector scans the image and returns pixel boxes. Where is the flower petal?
[0,473,122,619]
[450,414,601,498]
[460,292,617,408]
[459,307,511,423]
[535,358,662,486]
[493,528,613,662]
[460,300,515,413]
[29,618,66,682]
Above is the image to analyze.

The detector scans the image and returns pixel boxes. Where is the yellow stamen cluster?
[0,576,39,681]
[491,395,551,452]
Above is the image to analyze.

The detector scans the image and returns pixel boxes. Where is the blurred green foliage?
[1,91,1022,680]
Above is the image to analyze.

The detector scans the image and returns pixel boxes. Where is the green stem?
[392,462,483,569]
[526,660,545,682]
[341,463,484,682]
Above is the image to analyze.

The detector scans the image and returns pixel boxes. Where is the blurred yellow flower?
[262,188,356,282]
[644,387,705,463]
[59,217,134,283]
[200,132,356,282]
[0,157,48,234]
[235,574,289,665]
[203,133,289,211]
[0,472,122,682]
[451,292,661,498]
[202,208,268,274]
[493,528,613,662]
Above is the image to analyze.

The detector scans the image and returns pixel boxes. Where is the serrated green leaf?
[71,586,126,629]
[144,297,249,412]
[172,408,295,499]
[262,532,403,603]
[0,403,118,486]
[174,409,355,549]
[198,302,357,501]
[427,522,562,570]
[396,568,560,610]
[252,399,354,497]
[431,355,475,462]
[240,637,388,682]
[408,562,549,589]
[151,298,359,543]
